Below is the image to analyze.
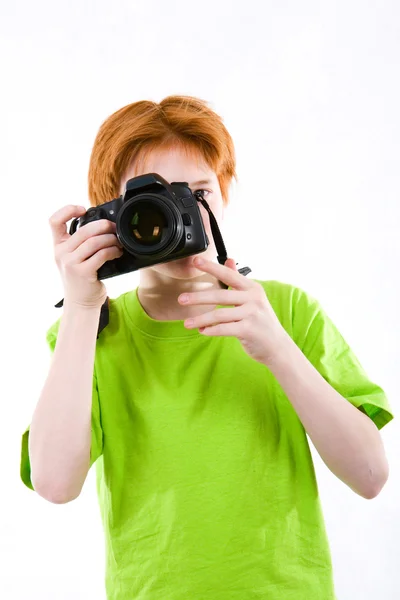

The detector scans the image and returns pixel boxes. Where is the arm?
[29,302,101,504]
[266,331,389,499]
[28,204,122,503]
[173,257,391,499]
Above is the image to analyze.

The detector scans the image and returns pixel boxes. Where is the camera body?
[73,173,210,280]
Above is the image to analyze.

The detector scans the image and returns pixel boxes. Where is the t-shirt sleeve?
[20,318,104,492]
[291,286,394,430]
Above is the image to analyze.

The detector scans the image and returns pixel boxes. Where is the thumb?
[225,258,238,271]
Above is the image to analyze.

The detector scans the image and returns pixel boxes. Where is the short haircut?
[88,95,236,207]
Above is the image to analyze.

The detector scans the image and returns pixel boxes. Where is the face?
[119,145,226,281]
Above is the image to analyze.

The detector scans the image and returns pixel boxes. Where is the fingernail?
[179,294,189,303]
[194,257,204,266]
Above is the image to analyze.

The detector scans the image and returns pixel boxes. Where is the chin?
[150,257,203,280]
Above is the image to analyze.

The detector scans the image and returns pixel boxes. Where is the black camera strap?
[54,192,252,338]
[194,191,252,283]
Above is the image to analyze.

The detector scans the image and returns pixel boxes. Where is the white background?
[1,0,399,598]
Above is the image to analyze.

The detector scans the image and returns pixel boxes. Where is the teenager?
[21,95,393,600]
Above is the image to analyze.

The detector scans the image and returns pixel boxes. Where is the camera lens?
[130,203,167,246]
[117,194,184,258]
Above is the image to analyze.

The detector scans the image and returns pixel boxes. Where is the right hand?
[49,205,124,308]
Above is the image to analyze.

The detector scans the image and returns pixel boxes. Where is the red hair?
[88,95,236,207]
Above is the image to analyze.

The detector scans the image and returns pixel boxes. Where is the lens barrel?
[116,193,184,257]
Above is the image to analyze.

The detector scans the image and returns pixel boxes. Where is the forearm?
[266,332,389,499]
[29,301,101,503]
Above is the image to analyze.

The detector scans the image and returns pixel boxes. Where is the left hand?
[178,256,290,366]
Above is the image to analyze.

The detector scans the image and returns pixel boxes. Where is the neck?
[137,266,225,321]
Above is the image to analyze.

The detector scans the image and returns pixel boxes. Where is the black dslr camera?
[56,173,252,315]
[70,173,214,280]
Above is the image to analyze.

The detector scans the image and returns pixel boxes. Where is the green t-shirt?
[20,280,393,600]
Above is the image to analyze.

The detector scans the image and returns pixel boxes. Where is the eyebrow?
[190,179,213,187]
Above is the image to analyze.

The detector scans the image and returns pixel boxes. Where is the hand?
[178,256,290,366]
[49,205,124,309]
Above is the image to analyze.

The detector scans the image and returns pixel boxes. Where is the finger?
[49,205,87,245]
[185,305,248,329]
[192,256,251,290]
[82,245,124,275]
[178,289,248,306]
[225,258,238,271]
[64,219,118,253]
[72,233,123,263]
[199,321,243,337]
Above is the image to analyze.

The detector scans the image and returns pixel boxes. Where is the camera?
[70,173,212,280]
[56,172,252,311]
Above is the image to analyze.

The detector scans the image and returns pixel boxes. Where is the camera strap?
[194,191,252,282]
[54,193,252,338]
